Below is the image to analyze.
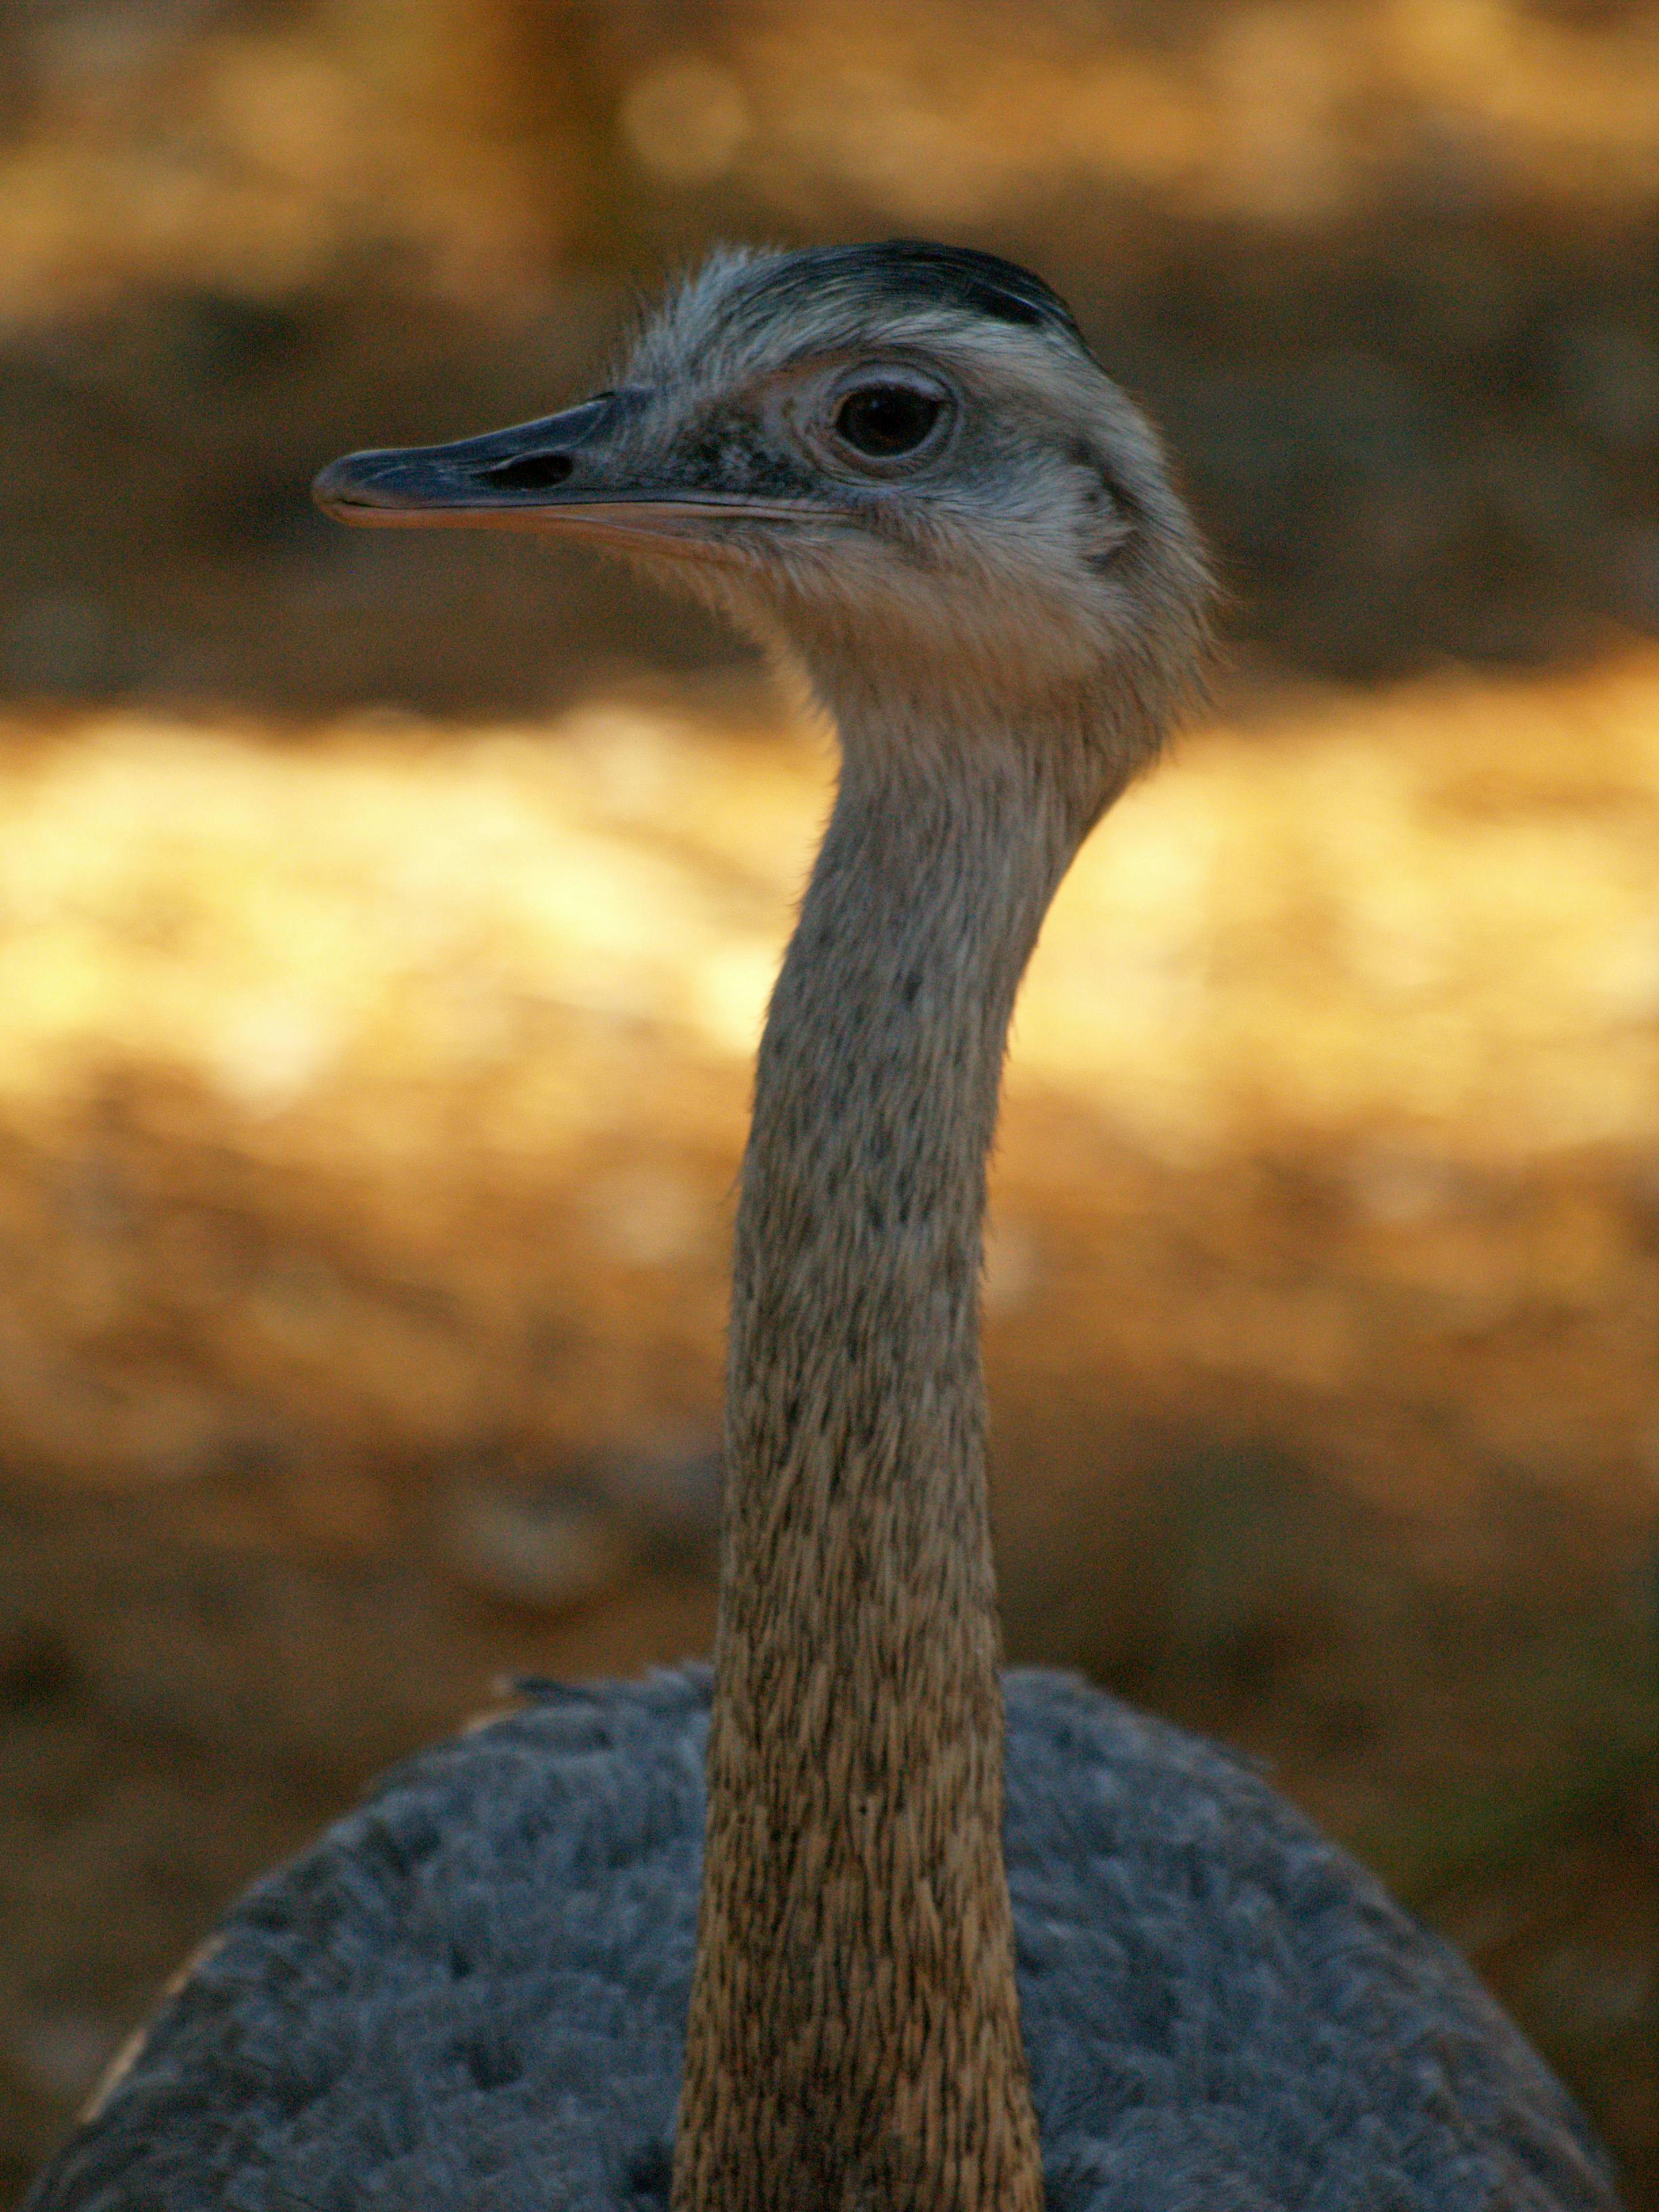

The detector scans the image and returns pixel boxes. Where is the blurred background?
[0,0,1656,2199]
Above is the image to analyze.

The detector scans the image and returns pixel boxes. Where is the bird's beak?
[312,392,816,564]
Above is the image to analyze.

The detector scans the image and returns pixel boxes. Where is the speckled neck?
[673,716,1087,2212]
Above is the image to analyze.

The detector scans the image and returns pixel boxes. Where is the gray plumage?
[27,1668,1614,2212]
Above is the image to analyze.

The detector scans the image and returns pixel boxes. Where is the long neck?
[673,710,1090,2212]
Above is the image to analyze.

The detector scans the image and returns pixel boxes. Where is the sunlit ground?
[2,656,1658,1498]
[1,655,1655,2192]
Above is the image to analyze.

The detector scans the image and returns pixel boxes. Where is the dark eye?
[832,384,944,459]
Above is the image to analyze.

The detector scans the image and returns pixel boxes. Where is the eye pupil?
[834,384,943,459]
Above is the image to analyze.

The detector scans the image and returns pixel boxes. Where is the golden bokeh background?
[0,2,1655,2201]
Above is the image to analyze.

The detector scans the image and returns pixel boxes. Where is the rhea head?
[314,241,1211,806]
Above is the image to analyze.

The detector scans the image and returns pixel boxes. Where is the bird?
[25,242,1620,2212]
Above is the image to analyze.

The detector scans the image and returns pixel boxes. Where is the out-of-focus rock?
[442,1476,628,1613]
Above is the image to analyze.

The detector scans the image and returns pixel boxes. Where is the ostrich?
[27,243,1618,2212]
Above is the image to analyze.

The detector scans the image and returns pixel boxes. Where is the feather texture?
[26,1668,1616,2212]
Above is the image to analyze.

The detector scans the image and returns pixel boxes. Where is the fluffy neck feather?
[672,689,1113,2212]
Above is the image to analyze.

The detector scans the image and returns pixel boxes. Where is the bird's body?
[26,241,1623,2210]
[26,1671,1614,2212]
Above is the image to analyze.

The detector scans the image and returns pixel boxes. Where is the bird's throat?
[674,732,1081,2212]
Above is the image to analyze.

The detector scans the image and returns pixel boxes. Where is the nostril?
[482,450,575,493]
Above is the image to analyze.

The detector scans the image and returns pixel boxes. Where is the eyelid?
[831,364,951,399]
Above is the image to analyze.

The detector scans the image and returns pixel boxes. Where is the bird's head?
[316,242,1212,775]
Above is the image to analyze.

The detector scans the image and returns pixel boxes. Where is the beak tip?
[312,455,368,518]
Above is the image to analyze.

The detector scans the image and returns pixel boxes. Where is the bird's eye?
[832,383,944,460]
